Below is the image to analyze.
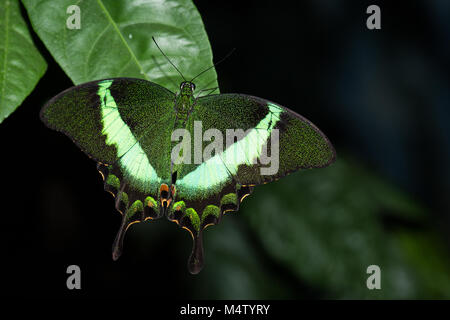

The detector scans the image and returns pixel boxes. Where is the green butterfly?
[41,73,335,274]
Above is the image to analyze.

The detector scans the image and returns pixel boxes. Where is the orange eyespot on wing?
[160,183,169,194]
[159,183,171,208]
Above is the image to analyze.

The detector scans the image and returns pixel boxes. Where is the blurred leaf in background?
[0,0,47,123]
[195,157,450,299]
[21,0,218,93]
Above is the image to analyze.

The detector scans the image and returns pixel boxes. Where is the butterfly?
[41,70,335,274]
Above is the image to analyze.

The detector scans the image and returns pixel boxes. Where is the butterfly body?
[41,77,335,274]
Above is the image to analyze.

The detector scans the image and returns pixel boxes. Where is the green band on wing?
[126,200,144,219]
[106,174,120,190]
[173,201,186,212]
[185,208,200,233]
[177,103,283,197]
[145,196,157,209]
[220,193,238,207]
[201,205,220,224]
[119,191,129,207]
[98,80,160,193]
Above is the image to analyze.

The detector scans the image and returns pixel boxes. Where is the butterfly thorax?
[174,81,196,125]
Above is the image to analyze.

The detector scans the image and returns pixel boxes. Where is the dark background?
[1,0,449,298]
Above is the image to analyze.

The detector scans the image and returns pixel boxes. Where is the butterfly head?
[180,81,196,96]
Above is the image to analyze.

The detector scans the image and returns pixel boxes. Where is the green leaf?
[0,0,47,123]
[21,0,218,93]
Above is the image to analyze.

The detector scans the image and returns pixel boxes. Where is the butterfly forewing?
[176,93,335,200]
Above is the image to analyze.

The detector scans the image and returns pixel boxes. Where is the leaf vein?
[84,24,111,78]
[96,0,149,80]
[0,0,10,113]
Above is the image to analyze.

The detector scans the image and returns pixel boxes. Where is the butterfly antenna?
[151,55,179,89]
[191,48,236,82]
[152,36,186,81]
